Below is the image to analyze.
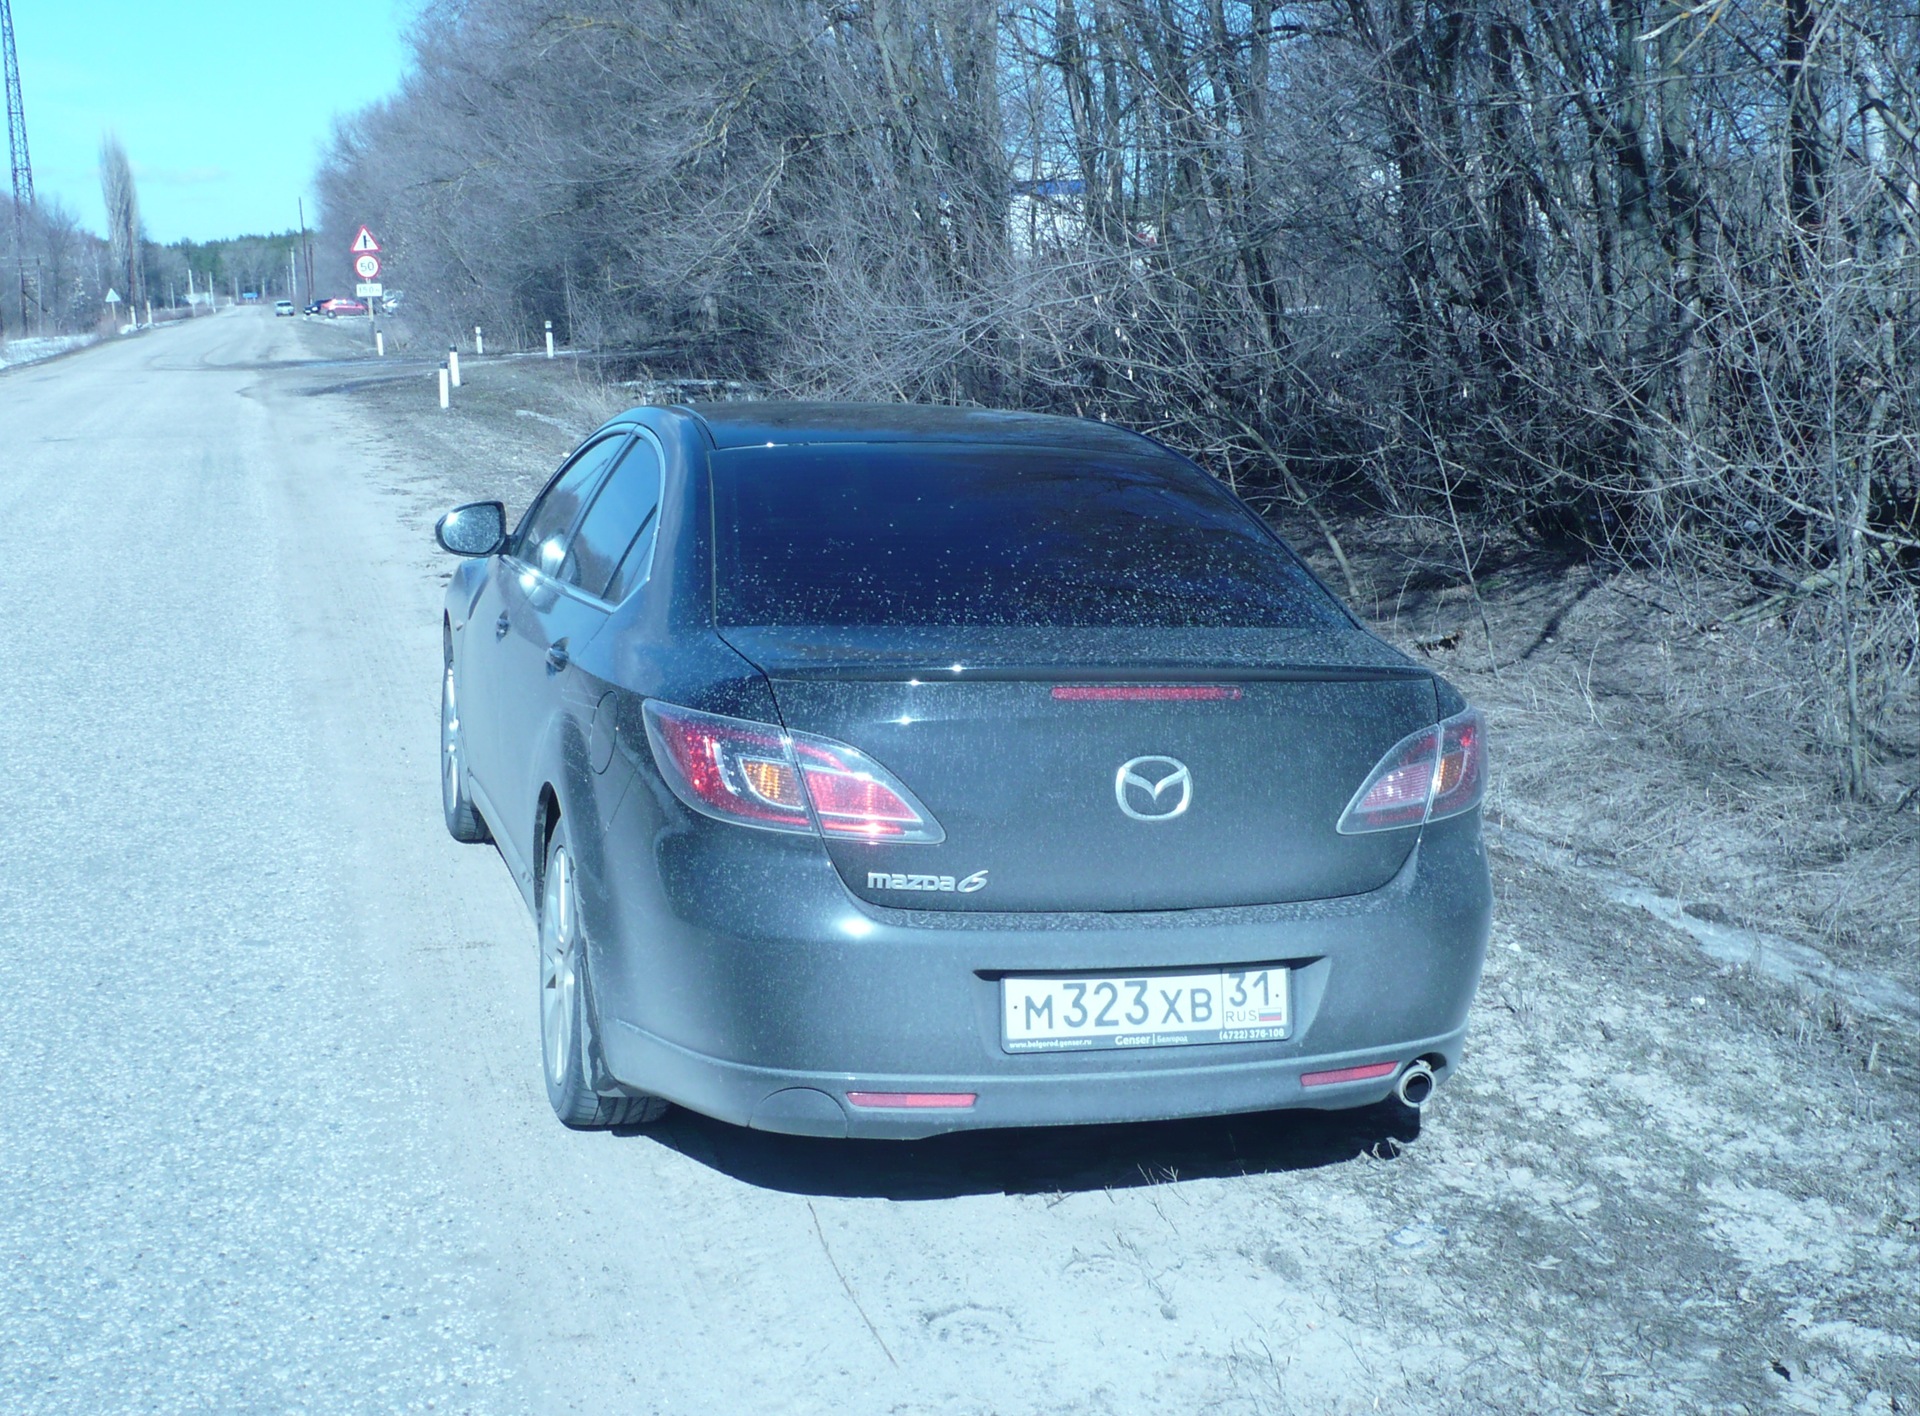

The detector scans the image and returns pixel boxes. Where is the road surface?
[1,312,1914,1415]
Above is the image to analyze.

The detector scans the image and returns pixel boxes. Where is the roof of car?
[671,400,1159,454]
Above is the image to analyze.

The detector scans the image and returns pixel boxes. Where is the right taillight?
[1336,708,1487,834]
[642,700,945,843]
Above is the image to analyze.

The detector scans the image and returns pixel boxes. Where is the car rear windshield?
[711,443,1345,629]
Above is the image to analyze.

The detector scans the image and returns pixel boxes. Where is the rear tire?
[441,657,490,843]
[539,820,668,1130]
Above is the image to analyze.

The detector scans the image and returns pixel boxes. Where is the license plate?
[1001,966,1291,1053]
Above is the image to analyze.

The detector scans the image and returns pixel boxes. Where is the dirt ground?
[316,320,1919,1414]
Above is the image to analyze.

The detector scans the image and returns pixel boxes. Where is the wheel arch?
[533,783,562,902]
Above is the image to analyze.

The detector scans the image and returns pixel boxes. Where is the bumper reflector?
[845,1091,978,1109]
[1300,1061,1400,1088]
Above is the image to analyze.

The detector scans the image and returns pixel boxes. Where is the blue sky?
[11,1,419,242]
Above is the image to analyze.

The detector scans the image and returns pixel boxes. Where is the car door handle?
[495,612,510,639]
[546,639,570,674]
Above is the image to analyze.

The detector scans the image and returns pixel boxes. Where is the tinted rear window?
[712,444,1343,629]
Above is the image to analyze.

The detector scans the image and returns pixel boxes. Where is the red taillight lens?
[1336,708,1486,834]
[643,701,945,843]
[644,704,812,832]
[1342,727,1440,830]
[800,766,919,835]
[1430,710,1486,821]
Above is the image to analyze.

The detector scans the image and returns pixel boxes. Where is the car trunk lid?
[726,626,1437,913]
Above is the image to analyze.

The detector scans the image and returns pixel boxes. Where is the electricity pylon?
[2,0,34,336]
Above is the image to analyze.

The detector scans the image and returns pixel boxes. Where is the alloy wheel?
[540,845,577,1090]
[441,664,461,817]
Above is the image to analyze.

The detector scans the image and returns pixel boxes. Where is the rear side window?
[514,433,629,577]
[561,437,664,601]
[712,444,1343,629]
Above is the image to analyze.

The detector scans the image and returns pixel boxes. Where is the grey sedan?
[434,403,1491,1137]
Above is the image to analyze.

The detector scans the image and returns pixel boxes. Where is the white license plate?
[1001,966,1291,1053]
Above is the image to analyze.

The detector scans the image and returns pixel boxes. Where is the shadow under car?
[616,1100,1423,1199]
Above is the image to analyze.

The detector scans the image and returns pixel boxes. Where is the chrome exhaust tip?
[1394,1060,1436,1109]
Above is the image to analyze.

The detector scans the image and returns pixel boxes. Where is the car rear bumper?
[586,797,1492,1139]
[602,1017,1470,1139]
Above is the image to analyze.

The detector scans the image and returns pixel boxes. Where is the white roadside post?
[375,331,384,357]
[448,347,461,387]
[438,364,450,409]
[544,319,554,359]
[474,326,483,356]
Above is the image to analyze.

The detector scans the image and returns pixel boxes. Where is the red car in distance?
[319,298,368,317]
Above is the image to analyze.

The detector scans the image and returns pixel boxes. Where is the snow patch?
[1488,822,1920,1024]
[0,334,98,370]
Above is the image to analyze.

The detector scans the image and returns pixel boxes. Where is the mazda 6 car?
[434,402,1491,1137]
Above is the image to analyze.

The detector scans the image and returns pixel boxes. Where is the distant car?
[303,300,325,316]
[273,300,295,317]
[432,402,1493,1137]
[320,298,367,318]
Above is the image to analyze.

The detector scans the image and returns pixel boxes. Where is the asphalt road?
[4,313,1914,1416]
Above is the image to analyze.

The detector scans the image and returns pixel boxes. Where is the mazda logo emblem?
[1115,756,1192,821]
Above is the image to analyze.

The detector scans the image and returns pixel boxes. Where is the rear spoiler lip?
[752,662,1435,684]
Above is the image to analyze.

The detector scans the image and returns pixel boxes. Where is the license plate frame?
[1000,965,1291,1053]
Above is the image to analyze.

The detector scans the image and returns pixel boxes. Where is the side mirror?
[436,501,507,557]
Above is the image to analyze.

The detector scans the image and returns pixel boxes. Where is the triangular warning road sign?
[350,226,381,254]
[104,287,122,303]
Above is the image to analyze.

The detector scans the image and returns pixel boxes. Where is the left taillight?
[1336,707,1487,834]
[642,700,945,844]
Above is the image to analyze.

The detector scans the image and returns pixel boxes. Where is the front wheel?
[539,821,668,1129]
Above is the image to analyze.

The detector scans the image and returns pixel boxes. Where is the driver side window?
[511,433,630,576]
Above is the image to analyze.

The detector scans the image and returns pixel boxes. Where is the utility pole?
[298,198,314,305]
[3,0,37,339]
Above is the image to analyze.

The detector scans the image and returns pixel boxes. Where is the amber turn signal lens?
[739,756,803,807]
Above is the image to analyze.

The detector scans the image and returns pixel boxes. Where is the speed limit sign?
[354,253,381,280]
